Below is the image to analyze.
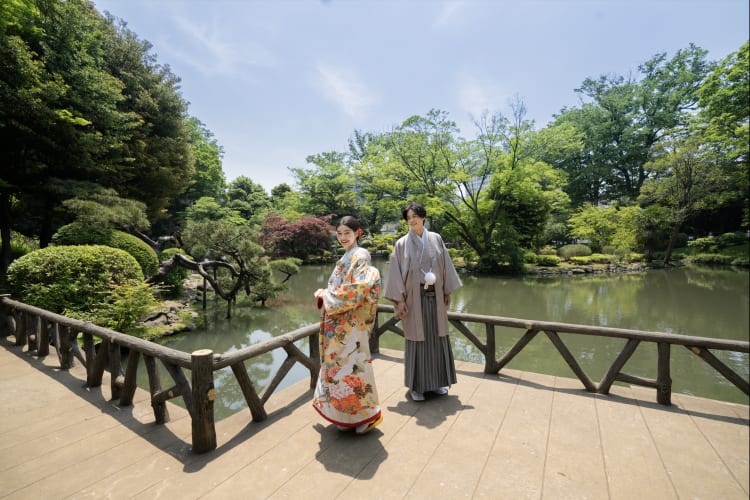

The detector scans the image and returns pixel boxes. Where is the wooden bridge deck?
[1,338,748,500]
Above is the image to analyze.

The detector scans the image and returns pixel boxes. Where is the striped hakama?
[404,285,457,393]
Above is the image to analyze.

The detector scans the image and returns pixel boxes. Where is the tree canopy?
[2,2,746,283]
[1,0,193,271]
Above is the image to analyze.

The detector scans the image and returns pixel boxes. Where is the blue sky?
[92,0,749,192]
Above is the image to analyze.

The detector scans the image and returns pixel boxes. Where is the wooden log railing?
[2,296,747,455]
[372,305,750,405]
[0,296,319,454]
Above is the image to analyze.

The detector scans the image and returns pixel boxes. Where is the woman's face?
[406,209,425,234]
[336,224,358,252]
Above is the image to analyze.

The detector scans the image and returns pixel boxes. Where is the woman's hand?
[314,289,325,309]
[444,293,451,307]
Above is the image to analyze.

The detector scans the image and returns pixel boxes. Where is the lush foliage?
[73,280,158,335]
[181,217,286,308]
[1,0,193,272]
[52,222,159,278]
[7,245,145,316]
[156,247,190,297]
[568,205,639,252]
[535,254,561,266]
[1,0,746,294]
[557,244,593,260]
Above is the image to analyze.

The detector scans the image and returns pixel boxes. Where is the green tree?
[640,128,732,264]
[184,117,226,201]
[0,0,194,272]
[547,105,612,206]
[176,218,277,317]
[568,204,639,252]
[61,185,150,231]
[443,103,567,272]
[696,41,749,227]
[100,14,194,222]
[349,131,406,232]
[154,117,226,235]
[226,176,271,225]
[184,196,244,225]
[290,151,357,218]
[1,0,133,257]
[269,182,302,217]
[386,109,458,202]
[553,44,712,205]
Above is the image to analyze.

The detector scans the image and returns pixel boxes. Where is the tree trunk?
[0,192,11,275]
[662,222,682,266]
[39,197,54,248]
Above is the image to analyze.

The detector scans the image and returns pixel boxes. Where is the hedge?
[52,222,159,278]
[7,245,144,314]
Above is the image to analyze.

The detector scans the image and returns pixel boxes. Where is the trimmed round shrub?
[588,253,613,264]
[613,247,631,259]
[523,251,537,264]
[52,223,112,246]
[570,256,592,265]
[538,245,557,256]
[535,254,560,266]
[687,236,718,253]
[108,231,159,278]
[557,244,592,260]
[7,245,144,314]
[52,222,159,278]
[691,254,733,265]
[718,232,746,248]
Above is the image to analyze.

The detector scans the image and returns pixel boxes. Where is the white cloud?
[315,64,378,119]
[162,16,276,76]
[432,1,466,29]
[457,74,510,118]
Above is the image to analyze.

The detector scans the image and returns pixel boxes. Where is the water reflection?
[146,262,749,418]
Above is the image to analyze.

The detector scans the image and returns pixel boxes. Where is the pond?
[152,261,749,418]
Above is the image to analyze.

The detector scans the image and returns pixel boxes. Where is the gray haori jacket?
[384,230,462,342]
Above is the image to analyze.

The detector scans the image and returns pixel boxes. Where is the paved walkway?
[1,338,748,499]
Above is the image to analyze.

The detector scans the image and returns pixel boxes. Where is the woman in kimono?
[312,216,383,434]
[384,202,462,402]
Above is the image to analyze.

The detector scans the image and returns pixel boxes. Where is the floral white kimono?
[312,247,382,428]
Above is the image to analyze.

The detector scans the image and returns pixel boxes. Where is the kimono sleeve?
[322,250,379,316]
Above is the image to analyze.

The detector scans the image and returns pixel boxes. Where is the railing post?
[657,342,672,405]
[82,333,96,385]
[191,349,217,453]
[309,327,320,390]
[37,318,50,357]
[28,314,40,352]
[484,323,496,373]
[144,355,169,424]
[15,310,27,346]
[370,313,380,355]
[0,296,11,337]
[58,324,74,369]
[109,341,122,401]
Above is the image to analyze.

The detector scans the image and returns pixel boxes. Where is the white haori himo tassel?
[423,270,436,289]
